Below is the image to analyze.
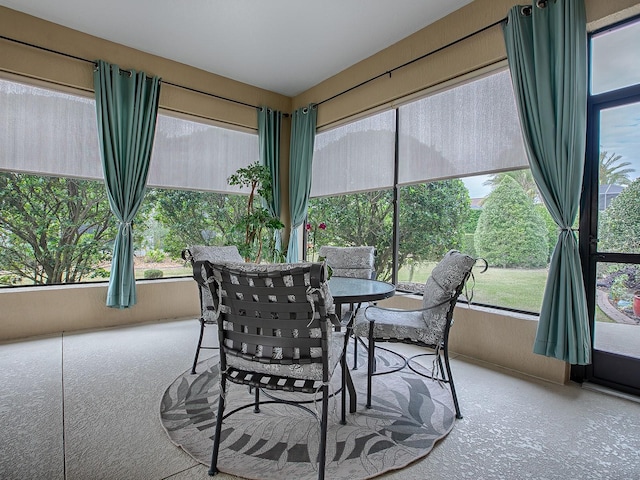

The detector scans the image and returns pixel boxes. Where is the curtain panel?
[94,60,161,308]
[258,107,283,259]
[286,104,317,262]
[503,0,591,364]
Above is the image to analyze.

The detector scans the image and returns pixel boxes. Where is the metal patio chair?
[353,250,484,419]
[200,260,351,480]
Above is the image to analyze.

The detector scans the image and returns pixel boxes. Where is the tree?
[599,151,634,186]
[0,172,117,285]
[308,180,469,281]
[228,162,284,262]
[484,169,539,202]
[474,176,548,268]
[599,178,640,253]
[147,188,247,259]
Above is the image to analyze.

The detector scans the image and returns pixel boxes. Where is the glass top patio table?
[327,277,395,413]
[328,277,395,307]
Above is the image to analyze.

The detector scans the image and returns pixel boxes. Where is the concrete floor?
[1,318,639,480]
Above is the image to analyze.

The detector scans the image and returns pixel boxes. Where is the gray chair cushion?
[353,308,428,343]
[421,250,475,341]
[187,246,244,323]
[318,246,375,279]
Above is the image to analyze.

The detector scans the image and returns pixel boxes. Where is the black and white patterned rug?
[160,349,456,480]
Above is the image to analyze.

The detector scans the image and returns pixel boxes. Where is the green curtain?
[286,104,317,262]
[258,107,283,260]
[94,60,161,308]
[503,0,590,364]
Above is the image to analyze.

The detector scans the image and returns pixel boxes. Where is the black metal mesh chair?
[353,250,484,419]
[200,260,351,480]
[182,245,244,374]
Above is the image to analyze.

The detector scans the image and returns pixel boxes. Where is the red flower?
[318,222,327,230]
[306,222,312,231]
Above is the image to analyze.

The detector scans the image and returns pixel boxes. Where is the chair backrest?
[182,245,244,323]
[318,245,376,279]
[201,261,336,382]
[421,250,476,346]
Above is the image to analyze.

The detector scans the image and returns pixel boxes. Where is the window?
[308,111,396,278]
[309,68,549,313]
[0,76,259,286]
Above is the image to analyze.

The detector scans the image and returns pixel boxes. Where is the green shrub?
[144,249,166,263]
[599,178,640,253]
[474,176,548,268]
[143,269,163,279]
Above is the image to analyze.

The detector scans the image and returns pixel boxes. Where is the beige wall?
[0,279,199,342]
[0,6,291,129]
[293,0,640,129]
[377,295,569,384]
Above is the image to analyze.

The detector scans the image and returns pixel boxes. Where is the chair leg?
[352,333,359,370]
[317,384,329,480]
[442,345,463,419]
[340,351,347,424]
[366,321,375,409]
[254,385,260,413]
[191,318,206,374]
[208,373,227,476]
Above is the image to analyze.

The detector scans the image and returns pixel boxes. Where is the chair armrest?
[363,296,454,320]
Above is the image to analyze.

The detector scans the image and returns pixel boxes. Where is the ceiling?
[0,0,473,96]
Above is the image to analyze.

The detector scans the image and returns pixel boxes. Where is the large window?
[310,68,550,313]
[0,77,259,287]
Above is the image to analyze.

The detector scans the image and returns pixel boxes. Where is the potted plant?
[228,162,284,263]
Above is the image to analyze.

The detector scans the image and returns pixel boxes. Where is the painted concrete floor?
[1,318,639,480]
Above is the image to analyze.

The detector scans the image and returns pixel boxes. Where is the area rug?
[160,349,456,480]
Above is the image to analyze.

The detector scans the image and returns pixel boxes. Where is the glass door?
[577,17,640,395]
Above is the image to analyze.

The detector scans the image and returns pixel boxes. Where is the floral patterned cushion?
[186,246,244,323]
[353,308,427,343]
[318,246,375,279]
[226,331,346,381]
[421,250,475,343]
[213,261,335,316]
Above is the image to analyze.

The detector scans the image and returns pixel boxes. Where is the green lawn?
[398,262,548,313]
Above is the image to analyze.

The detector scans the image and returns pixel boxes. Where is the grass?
[398,262,548,313]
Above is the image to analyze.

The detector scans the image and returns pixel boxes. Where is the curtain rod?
[316,16,507,107]
[0,33,263,111]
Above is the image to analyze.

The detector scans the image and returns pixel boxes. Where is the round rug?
[160,349,456,480]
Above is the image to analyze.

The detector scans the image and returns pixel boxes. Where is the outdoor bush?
[599,178,640,253]
[474,176,548,268]
[144,249,166,263]
[143,269,163,279]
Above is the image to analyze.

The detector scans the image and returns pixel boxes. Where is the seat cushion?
[353,307,435,344]
[187,246,244,323]
[225,331,346,381]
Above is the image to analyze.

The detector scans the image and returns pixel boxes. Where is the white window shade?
[149,114,259,193]
[398,68,528,186]
[0,78,258,194]
[310,110,395,197]
[0,78,102,179]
